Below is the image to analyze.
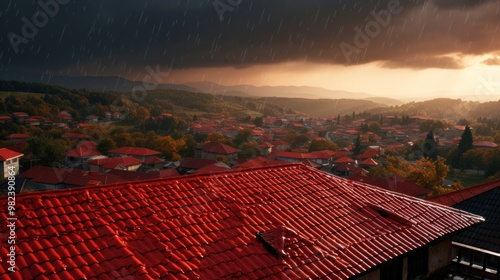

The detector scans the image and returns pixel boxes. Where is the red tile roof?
[4,133,29,140]
[333,156,355,164]
[357,148,380,159]
[87,157,143,169]
[472,141,498,148]
[110,146,161,157]
[201,142,238,155]
[1,164,483,279]
[143,156,164,165]
[0,148,23,161]
[428,180,500,206]
[63,146,102,158]
[358,158,378,166]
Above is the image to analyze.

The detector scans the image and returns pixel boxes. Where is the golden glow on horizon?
[129,54,500,101]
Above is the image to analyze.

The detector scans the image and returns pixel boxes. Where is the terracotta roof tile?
[0,164,483,279]
[201,142,238,155]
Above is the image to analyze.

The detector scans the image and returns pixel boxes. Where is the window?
[12,158,17,163]
[5,160,10,165]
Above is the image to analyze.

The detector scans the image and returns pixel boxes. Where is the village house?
[0,164,484,279]
[0,148,23,178]
[57,110,73,123]
[4,133,29,142]
[195,142,238,162]
[86,114,99,123]
[63,141,102,168]
[429,180,500,279]
[87,156,143,173]
[12,111,29,124]
[0,115,12,123]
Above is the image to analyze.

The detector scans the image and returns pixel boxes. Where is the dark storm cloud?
[0,0,499,76]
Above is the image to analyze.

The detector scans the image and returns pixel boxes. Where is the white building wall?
[428,239,452,274]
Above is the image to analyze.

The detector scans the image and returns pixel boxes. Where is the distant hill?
[185,81,374,100]
[0,73,378,101]
[364,97,403,106]
[261,97,387,117]
[368,98,500,120]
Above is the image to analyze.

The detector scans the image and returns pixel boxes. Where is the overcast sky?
[1,0,500,100]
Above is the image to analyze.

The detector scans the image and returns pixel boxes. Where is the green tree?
[458,125,473,154]
[253,116,263,127]
[97,138,117,154]
[423,131,438,160]
[352,134,362,156]
[238,140,261,159]
[234,129,252,146]
[452,125,473,169]
[286,133,309,149]
[27,136,67,166]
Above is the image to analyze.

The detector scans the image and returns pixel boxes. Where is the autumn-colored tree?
[308,139,338,152]
[207,132,234,146]
[370,156,454,196]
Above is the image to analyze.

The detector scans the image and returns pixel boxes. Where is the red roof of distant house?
[143,156,164,165]
[334,156,355,164]
[12,112,28,116]
[428,180,500,206]
[0,115,12,121]
[309,150,337,159]
[343,129,359,135]
[0,148,23,161]
[87,157,142,169]
[348,175,431,197]
[235,157,290,169]
[201,142,238,155]
[110,146,161,157]
[358,158,378,166]
[63,145,102,158]
[275,151,311,159]
[472,141,498,148]
[335,163,367,175]
[259,142,273,148]
[270,140,289,145]
[4,133,29,140]
[57,111,73,119]
[357,148,380,159]
[0,164,483,279]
